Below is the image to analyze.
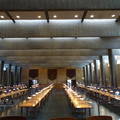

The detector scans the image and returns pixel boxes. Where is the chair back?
[0,116,27,120]
[86,116,112,120]
[50,117,77,120]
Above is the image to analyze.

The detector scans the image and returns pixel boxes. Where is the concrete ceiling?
[0,49,105,67]
[0,20,120,37]
[0,49,107,56]
[0,28,120,68]
[0,0,120,68]
[0,37,120,49]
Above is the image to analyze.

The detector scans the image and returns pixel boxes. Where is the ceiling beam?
[81,10,88,23]
[17,61,92,65]
[21,64,85,68]
[5,56,98,60]
[0,37,120,49]
[0,49,107,57]
[45,11,49,23]
[5,11,16,23]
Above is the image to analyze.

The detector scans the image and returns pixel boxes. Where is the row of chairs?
[51,116,112,120]
[0,116,112,120]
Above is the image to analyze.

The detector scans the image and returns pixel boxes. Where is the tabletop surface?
[64,85,92,109]
[0,89,28,99]
[19,84,53,108]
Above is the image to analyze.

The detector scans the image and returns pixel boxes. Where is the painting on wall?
[29,69,39,78]
[48,69,57,81]
[66,69,76,79]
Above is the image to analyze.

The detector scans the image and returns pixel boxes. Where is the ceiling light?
[74,15,78,18]
[0,16,4,19]
[53,15,57,18]
[112,14,115,18]
[16,16,20,18]
[38,16,41,18]
[90,15,94,18]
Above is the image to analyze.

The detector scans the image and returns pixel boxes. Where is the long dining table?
[64,84,92,117]
[19,84,54,116]
[0,89,28,99]
[0,89,28,104]
[77,84,120,102]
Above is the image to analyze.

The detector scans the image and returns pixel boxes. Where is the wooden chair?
[0,116,27,120]
[86,116,112,120]
[50,117,78,120]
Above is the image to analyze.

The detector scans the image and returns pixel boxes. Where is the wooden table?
[19,84,53,116]
[64,84,92,117]
[0,89,28,104]
[78,84,120,101]
[0,89,28,99]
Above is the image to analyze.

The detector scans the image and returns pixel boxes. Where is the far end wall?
[21,67,83,84]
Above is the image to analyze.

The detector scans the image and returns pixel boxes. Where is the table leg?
[21,108,23,115]
[89,108,91,116]
[26,107,29,116]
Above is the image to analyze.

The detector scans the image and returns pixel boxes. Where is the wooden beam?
[5,11,16,23]
[81,10,88,23]
[45,11,49,23]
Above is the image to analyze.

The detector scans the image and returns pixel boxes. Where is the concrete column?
[19,67,22,83]
[6,64,11,86]
[100,56,107,87]
[16,66,22,84]
[0,61,4,85]
[2,64,7,86]
[86,65,90,86]
[94,60,99,86]
[11,66,17,85]
[85,65,88,86]
[89,63,93,86]
[108,49,117,88]
[16,66,18,85]
[83,67,87,86]
[15,66,17,85]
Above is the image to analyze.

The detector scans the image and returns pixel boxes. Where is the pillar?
[94,60,99,86]
[86,65,90,86]
[100,56,107,87]
[83,67,87,86]
[19,67,22,83]
[85,65,89,86]
[14,66,17,85]
[11,65,17,85]
[3,64,7,86]
[89,63,93,86]
[108,49,117,88]
[6,64,11,86]
[0,61,4,85]
[16,66,22,84]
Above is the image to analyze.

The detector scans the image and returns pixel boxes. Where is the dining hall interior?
[0,0,120,120]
